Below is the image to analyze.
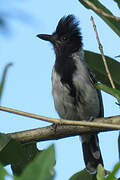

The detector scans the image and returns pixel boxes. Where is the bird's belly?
[52,78,100,121]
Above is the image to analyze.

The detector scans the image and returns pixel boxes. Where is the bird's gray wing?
[87,67,104,117]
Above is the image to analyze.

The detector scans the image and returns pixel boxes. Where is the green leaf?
[0,163,9,180]
[69,169,97,180]
[0,133,22,166]
[11,142,40,176]
[0,63,12,102]
[19,144,55,180]
[118,134,120,160]
[115,55,120,58]
[97,164,105,180]
[105,162,120,180]
[94,83,120,103]
[79,0,120,36]
[113,0,120,8]
[85,50,120,90]
[0,133,42,176]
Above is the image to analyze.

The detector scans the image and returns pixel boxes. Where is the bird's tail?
[81,134,103,174]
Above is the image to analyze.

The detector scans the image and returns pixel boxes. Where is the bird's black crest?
[55,15,82,41]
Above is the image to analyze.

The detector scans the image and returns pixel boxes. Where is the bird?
[37,14,104,174]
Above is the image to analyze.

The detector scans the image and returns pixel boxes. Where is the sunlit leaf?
[105,162,120,180]
[96,164,105,180]
[0,163,9,180]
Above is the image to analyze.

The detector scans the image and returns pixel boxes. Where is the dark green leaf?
[105,162,120,180]
[11,142,40,176]
[0,133,42,176]
[113,0,120,8]
[97,164,105,180]
[0,163,9,180]
[69,169,97,180]
[115,55,120,58]
[79,0,120,36]
[0,133,22,166]
[85,50,120,90]
[0,63,12,102]
[118,134,120,160]
[19,144,55,180]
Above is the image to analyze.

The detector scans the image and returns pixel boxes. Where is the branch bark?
[8,115,120,144]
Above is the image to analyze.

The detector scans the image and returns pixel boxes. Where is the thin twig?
[90,16,115,89]
[1,106,120,129]
[0,106,60,124]
[82,0,120,21]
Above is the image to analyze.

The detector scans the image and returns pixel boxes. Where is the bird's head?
[37,15,82,57]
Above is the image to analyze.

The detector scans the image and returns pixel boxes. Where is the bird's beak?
[36,34,52,42]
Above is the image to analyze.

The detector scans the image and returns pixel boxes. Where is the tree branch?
[90,16,115,89]
[6,124,108,144]
[0,106,120,129]
[1,106,120,143]
[81,0,120,21]
[7,114,120,144]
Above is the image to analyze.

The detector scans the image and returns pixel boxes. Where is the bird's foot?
[52,123,58,133]
[89,116,94,122]
[52,119,63,133]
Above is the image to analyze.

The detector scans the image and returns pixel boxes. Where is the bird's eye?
[61,36,68,41]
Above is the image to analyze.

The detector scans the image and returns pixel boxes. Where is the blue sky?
[0,0,120,180]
